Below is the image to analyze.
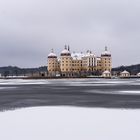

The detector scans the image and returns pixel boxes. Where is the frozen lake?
[0,79,140,140]
[0,78,140,110]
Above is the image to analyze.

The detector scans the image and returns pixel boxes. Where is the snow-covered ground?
[0,107,140,140]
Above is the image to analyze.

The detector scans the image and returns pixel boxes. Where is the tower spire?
[105,46,108,51]
[51,48,54,53]
[68,45,70,51]
[64,45,67,50]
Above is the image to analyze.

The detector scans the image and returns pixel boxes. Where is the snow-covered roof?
[71,53,84,60]
[71,51,96,60]
[61,45,71,56]
[103,70,111,74]
[137,72,140,76]
[48,49,57,58]
[101,46,111,56]
[121,70,130,74]
[85,53,96,57]
[61,49,70,54]
[101,51,111,55]
[48,52,57,57]
[84,51,96,57]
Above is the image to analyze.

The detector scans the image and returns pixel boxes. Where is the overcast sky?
[0,0,140,68]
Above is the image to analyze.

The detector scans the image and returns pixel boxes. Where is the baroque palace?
[47,45,112,77]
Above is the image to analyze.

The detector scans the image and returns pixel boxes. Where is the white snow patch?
[120,91,140,94]
[0,107,140,140]
[87,90,140,95]
[0,87,17,90]
[0,79,50,85]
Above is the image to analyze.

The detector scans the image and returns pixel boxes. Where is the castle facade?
[47,46,112,77]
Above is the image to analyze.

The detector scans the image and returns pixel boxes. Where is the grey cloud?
[0,0,140,67]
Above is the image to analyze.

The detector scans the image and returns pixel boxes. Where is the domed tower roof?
[48,49,57,58]
[101,46,111,57]
[61,45,71,56]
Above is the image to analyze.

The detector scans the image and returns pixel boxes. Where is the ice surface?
[0,78,138,86]
[0,87,17,90]
[86,90,140,95]
[0,107,140,140]
[120,91,140,94]
[0,79,50,85]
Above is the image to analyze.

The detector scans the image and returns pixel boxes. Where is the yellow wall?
[60,56,73,72]
[101,57,112,72]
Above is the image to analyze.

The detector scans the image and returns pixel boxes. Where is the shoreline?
[0,76,140,80]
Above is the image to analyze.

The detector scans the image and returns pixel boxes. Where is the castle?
[47,46,112,77]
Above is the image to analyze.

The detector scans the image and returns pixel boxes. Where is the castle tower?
[47,49,59,77]
[101,46,112,72]
[60,45,73,77]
